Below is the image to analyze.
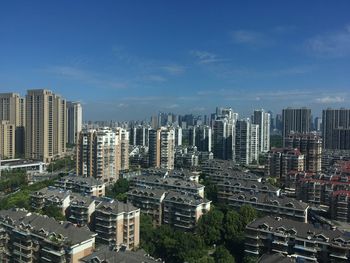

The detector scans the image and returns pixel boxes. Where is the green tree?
[42,205,66,221]
[239,205,257,227]
[224,210,242,241]
[196,209,224,246]
[213,246,235,263]
[106,178,130,201]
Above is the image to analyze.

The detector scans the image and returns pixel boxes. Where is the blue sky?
[1,1,350,120]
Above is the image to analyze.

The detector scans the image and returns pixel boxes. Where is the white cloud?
[307,25,350,57]
[190,50,227,64]
[145,75,167,82]
[315,96,345,104]
[230,30,271,47]
[161,65,185,75]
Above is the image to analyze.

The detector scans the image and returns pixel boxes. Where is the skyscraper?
[194,125,212,152]
[253,109,270,153]
[322,108,350,150]
[235,119,259,165]
[213,107,237,160]
[25,89,67,162]
[67,101,82,145]
[282,108,311,144]
[0,93,25,156]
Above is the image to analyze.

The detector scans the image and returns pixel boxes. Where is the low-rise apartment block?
[163,191,211,230]
[80,246,161,263]
[217,179,281,201]
[245,216,350,263]
[94,201,140,250]
[0,209,96,263]
[30,187,71,214]
[127,188,166,226]
[55,176,106,197]
[226,192,309,222]
[69,195,96,227]
[130,175,205,198]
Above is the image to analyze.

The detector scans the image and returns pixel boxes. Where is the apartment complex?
[0,121,15,159]
[0,209,96,263]
[55,175,106,197]
[115,127,129,171]
[284,133,322,173]
[189,125,212,152]
[67,101,82,145]
[94,201,140,250]
[245,216,350,262]
[226,192,309,222]
[25,89,67,162]
[322,108,350,150]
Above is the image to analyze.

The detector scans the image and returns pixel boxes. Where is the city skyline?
[1,1,350,120]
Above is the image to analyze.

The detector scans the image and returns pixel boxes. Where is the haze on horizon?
[1,1,350,120]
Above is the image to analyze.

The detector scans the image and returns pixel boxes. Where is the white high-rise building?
[235,119,259,165]
[174,125,182,146]
[213,107,237,160]
[67,101,82,145]
[253,109,270,153]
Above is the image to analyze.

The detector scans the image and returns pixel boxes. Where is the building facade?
[25,89,67,162]
[282,108,311,143]
[67,101,82,145]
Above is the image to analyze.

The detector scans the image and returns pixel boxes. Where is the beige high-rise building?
[148,127,175,170]
[115,127,129,171]
[76,128,120,183]
[0,93,25,156]
[0,121,15,159]
[25,89,67,162]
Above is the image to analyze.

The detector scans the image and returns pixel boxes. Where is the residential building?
[115,127,129,171]
[284,133,322,173]
[69,195,96,227]
[127,187,166,226]
[94,201,140,250]
[0,93,25,156]
[30,187,71,214]
[80,246,161,263]
[55,175,106,197]
[0,209,96,263]
[163,191,211,230]
[76,128,119,183]
[25,89,67,162]
[148,127,175,170]
[266,148,305,181]
[282,108,311,143]
[213,116,235,161]
[195,125,212,152]
[245,216,350,262]
[67,101,82,145]
[130,175,205,197]
[0,121,15,159]
[322,108,350,150]
[217,179,280,201]
[253,109,271,153]
[235,119,259,165]
[226,192,309,222]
